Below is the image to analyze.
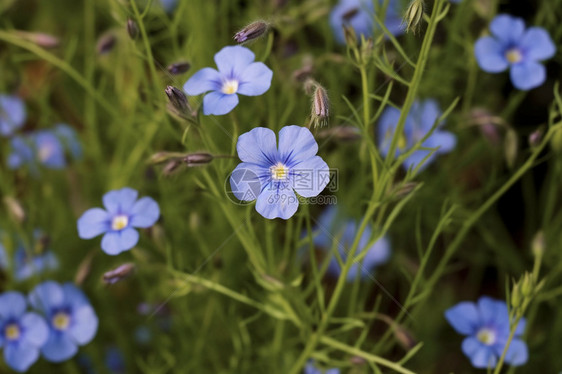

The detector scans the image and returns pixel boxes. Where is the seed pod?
[233,21,269,44]
[103,263,136,285]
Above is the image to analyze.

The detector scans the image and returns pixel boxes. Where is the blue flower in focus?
[230,126,329,220]
[304,360,340,374]
[29,281,98,362]
[313,207,390,281]
[183,46,273,115]
[77,187,160,255]
[474,14,556,90]
[377,99,456,171]
[0,94,26,137]
[445,296,528,369]
[330,0,403,44]
[0,291,49,372]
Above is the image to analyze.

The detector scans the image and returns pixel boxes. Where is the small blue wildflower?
[445,296,528,369]
[183,46,273,115]
[77,187,160,255]
[304,360,340,374]
[474,14,556,90]
[330,0,403,44]
[0,291,49,372]
[29,281,98,362]
[377,99,456,171]
[0,94,26,137]
[313,207,390,281]
[230,126,329,220]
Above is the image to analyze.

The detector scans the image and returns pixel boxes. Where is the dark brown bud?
[167,61,191,75]
[184,153,214,166]
[127,18,139,40]
[103,263,136,285]
[165,85,190,114]
[233,21,269,44]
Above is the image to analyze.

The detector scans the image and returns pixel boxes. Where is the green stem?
[131,0,159,91]
[492,314,523,374]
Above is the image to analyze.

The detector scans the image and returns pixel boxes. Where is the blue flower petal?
[477,296,508,328]
[445,301,479,335]
[462,336,497,368]
[101,228,139,255]
[4,341,40,372]
[520,27,556,61]
[490,14,525,44]
[255,182,299,219]
[503,338,528,366]
[214,46,255,76]
[68,305,98,345]
[291,156,329,198]
[130,197,160,228]
[183,68,221,96]
[425,131,457,155]
[514,317,526,336]
[62,283,90,309]
[54,124,82,159]
[0,292,27,319]
[403,150,433,171]
[8,136,34,169]
[77,208,110,239]
[202,91,239,115]
[35,131,66,169]
[236,127,277,165]
[416,99,442,131]
[0,95,26,137]
[41,331,78,362]
[29,281,65,312]
[237,62,273,96]
[362,235,391,272]
[329,0,374,44]
[510,60,546,90]
[103,188,138,215]
[377,106,401,157]
[278,126,318,165]
[20,313,49,347]
[474,36,509,73]
[230,162,269,201]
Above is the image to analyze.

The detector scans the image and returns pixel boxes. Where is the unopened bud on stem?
[234,21,269,44]
[127,18,139,40]
[167,62,191,75]
[402,0,425,34]
[308,81,330,128]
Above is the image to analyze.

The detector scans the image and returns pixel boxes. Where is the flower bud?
[360,37,374,63]
[96,32,117,55]
[16,31,60,49]
[103,263,136,285]
[343,25,357,46]
[310,84,330,128]
[402,0,425,34]
[233,21,269,44]
[162,159,183,176]
[528,128,543,148]
[148,151,185,165]
[4,196,25,224]
[511,282,522,310]
[166,61,191,75]
[520,272,534,298]
[127,18,139,40]
[165,86,192,117]
[184,153,214,166]
[531,230,545,258]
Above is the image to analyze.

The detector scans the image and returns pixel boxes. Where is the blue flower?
[474,14,556,90]
[377,99,456,171]
[14,236,59,282]
[183,46,273,115]
[304,360,340,374]
[105,346,126,373]
[160,0,177,13]
[313,207,390,281]
[77,187,160,255]
[445,296,528,369]
[230,126,329,220]
[0,291,49,372]
[0,95,26,137]
[29,281,98,362]
[330,0,403,44]
[54,124,82,160]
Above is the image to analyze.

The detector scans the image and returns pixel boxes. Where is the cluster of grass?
[1,0,562,373]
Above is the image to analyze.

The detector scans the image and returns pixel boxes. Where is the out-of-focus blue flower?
[77,187,160,255]
[330,0,403,44]
[0,95,26,137]
[474,14,556,90]
[13,229,58,282]
[230,126,329,220]
[7,135,35,171]
[304,360,340,374]
[313,206,390,281]
[183,46,273,115]
[105,346,126,373]
[0,241,7,270]
[54,124,82,160]
[160,0,177,13]
[377,99,456,171]
[29,281,98,362]
[445,296,528,369]
[0,291,49,372]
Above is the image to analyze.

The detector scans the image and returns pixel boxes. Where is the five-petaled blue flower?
[29,281,98,363]
[0,291,48,372]
[445,296,528,369]
[230,126,329,220]
[330,0,403,44]
[77,187,160,255]
[183,46,273,115]
[474,14,556,91]
[0,94,26,137]
[304,360,340,374]
[378,99,456,171]
[313,206,390,281]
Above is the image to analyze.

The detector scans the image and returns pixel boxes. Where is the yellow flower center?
[221,80,239,95]
[5,324,20,341]
[52,312,70,331]
[111,215,129,231]
[270,162,289,181]
[505,48,522,64]
[477,328,496,346]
